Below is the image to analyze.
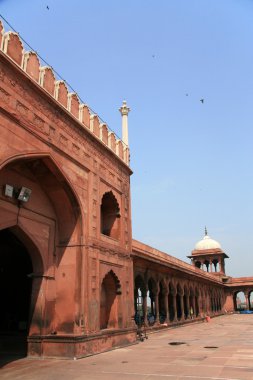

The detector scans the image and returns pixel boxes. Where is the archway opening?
[195,294,199,317]
[134,275,146,326]
[0,229,33,356]
[234,291,246,311]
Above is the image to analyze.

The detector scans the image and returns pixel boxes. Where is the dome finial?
[205,226,208,236]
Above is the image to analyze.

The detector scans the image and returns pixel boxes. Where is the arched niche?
[100,191,120,239]
[100,270,122,330]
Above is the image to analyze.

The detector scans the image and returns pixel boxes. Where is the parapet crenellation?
[0,21,130,165]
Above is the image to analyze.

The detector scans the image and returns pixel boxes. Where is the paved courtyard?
[1,314,253,380]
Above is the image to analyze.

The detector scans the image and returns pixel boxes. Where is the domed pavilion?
[188,228,229,275]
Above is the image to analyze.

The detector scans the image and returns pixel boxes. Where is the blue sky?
[1,0,253,276]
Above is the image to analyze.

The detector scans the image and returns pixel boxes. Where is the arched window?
[100,191,120,239]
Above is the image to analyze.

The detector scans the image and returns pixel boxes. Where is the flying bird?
[46,5,49,10]
[200,99,204,103]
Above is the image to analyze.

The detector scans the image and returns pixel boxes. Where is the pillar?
[173,294,177,322]
[186,294,190,319]
[180,295,185,321]
[142,293,148,326]
[244,292,250,311]
[164,291,169,323]
[154,292,160,324]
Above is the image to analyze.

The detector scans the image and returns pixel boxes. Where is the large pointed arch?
[0,152,85,356]
[0,152,84,250]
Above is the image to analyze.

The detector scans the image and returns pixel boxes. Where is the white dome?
[195,234,221,250]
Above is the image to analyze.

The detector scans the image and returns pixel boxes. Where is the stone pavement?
[1,314,253,380]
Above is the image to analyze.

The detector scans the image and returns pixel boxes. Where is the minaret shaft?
[119,100,130,146]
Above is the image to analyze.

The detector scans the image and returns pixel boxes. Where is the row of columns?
[195,259,225,273]
[135,287,222,326]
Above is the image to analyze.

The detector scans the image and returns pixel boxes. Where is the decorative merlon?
[0,20,130,166]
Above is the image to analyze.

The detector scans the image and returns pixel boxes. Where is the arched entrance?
[0,229,33,356]
[0,154,83,358]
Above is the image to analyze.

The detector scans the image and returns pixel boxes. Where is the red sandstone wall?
[0,24,134,350]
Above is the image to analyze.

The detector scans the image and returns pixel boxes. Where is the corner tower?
[188,228,229,276]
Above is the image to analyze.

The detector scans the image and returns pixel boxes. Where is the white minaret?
[119,100,130,146]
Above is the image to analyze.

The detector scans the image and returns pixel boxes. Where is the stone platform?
[1,314,253,379]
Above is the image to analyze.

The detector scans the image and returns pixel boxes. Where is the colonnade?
[134,275,223,326]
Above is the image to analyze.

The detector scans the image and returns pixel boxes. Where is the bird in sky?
[46,5,49,10]
[200,99,204,103]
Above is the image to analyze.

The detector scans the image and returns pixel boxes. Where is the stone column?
[154,292,160,324]
[186,294,190,319]
[180,295,185,321]
[192,297,196,317]
[220,258,225,274]
[244,292,250,311]
[218,259,221,273]
[142,293,148,326]
[134,288,138,313]
[198,295,203,316]
[163,291,169,323]
[173,294,177,322]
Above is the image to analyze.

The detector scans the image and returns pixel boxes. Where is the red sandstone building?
[0,23,253,359]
